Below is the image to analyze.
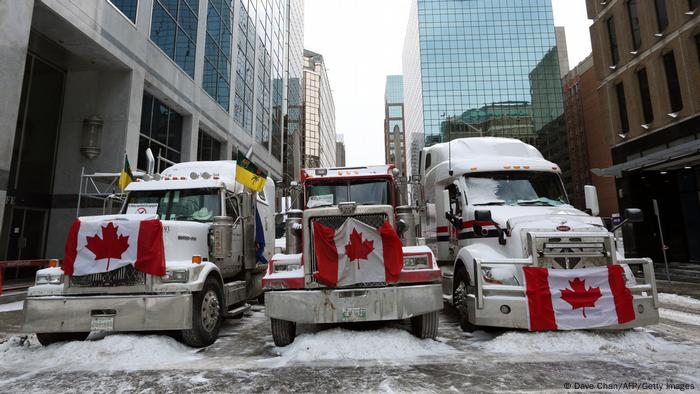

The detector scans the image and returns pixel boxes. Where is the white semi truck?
[23,161,275,347]
[419,137,659,331]
[263,165,443,346]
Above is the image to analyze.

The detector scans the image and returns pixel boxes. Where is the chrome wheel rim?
[454,280,468,310]
[201,290,220,332]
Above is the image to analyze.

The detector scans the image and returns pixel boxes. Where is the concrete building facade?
[384,75,407,178]
[335,134,346,167]
[586,0,700,263]
[0,0,301,265]
[302,49,335,168]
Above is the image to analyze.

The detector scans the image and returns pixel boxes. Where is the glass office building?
[403,0,564,175]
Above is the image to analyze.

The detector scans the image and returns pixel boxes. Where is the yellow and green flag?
[236,151,267,192]
[118,155,134,192]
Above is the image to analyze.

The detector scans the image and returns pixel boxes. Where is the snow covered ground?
[0,294,699,393]
[0,301,23,313]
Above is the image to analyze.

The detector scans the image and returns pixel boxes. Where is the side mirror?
[442,189,451,215]
[624,208,644,223]
[397,219,407,235]
[584,185,600,216]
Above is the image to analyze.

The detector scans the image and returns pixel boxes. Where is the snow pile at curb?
[272,328,457,364]
[480,330,689,356]
[0,334,200,372]
[658,293,700,310]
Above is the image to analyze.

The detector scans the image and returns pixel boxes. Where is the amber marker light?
[48,259,59,268]
[192,255,202,264]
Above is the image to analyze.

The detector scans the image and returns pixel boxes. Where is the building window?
[654,0,668,32]
[627,0,641,51]
[203,0,233,110]
[690,0,699,10]
[695,34,700,67]
[150,0,198,78]
[636,68,654,124]
[606,16,619,66]
[615,82,629,134]
[663,51,683,113]
[234,0,256,134]
[197,130,221,161]
[109,0,138,22]
[138,92,183,170]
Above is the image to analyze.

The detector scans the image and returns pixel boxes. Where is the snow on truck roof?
[423,137,559,180]
[302,165,395,180]
[124,160,271,192]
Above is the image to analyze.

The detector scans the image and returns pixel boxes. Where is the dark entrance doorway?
[1,53,65,271]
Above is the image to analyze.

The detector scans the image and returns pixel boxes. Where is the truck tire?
[454,267,477,332]
[36,332,89,346]
[270,318,295,346]
[411,311,439,339]
[181,276,223,347]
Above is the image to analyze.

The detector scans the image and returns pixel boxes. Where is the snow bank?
[658,293,700,310]
[270,328,457,365]
[480,330,690,356]
[0,300,23,313]
[660,309,700,326]
[0,334,200,372]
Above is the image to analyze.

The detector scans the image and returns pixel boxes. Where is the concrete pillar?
[181,114,199,162]
[125,68,146,165]
[0,0,34,235]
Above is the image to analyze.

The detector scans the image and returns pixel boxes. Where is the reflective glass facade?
[109,0,138,22]
[303,50,335,168]
[138,92,183,170]
[203,0,233,110]
[384,75,406,180]
[403,0,564,175]
[283,0,304,186]
[150,0,198,78]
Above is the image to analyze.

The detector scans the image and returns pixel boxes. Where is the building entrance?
[1,53,65,266]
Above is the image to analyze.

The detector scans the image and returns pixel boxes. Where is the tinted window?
[627,0,641,51]
[663,51,683,112]
[150,0,198,78]
[654,0,668,32]
[137,92,183,171]
[615,82,629,133]
[607,17,619,65]
[109,0,138,22]
[637,69,654,124]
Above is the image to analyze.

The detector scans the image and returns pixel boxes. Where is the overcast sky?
[304,0,593,167]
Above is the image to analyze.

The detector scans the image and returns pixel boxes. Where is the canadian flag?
[523,265,635,330]
[62,215,166,276]
[313,218,403,287]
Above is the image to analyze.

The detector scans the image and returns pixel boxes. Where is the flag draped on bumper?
[523,265,635,330]
[312,218,403,287]
[63,215,166,276]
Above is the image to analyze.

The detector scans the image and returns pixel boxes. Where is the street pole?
[652,199,671,281]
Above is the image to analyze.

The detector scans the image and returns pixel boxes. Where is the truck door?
[446,182,464,253]
[225,193,244,274]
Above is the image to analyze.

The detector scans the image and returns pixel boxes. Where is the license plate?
[90,316,114,331]
[341,307,367,321]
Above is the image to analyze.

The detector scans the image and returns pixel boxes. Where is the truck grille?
[309,214,389,286]
[312,213,388,230]
[69,265,146,287]
[534,236,611,269]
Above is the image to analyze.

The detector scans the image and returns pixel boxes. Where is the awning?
[591,138,700,177]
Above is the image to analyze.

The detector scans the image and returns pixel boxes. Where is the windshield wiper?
[473,201,506,206]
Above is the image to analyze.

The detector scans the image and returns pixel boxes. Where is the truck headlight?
[402,255,430,270]
[162,269,189,283]
[36,273,64,285]
[482,266,519,286]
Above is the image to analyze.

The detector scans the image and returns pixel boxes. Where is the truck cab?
[420,138,659,331]
[263,165,443,346]
[23,161,274,347]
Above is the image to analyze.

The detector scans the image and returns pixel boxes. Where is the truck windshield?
[464,172,568,207]
[306,180,391,208]
[123,188,221,222]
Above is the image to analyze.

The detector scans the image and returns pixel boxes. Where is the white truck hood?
[483,205,606,233]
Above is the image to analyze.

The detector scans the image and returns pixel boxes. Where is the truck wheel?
[454,268,477,332]
[411,311,439,339]
[181,276,223,347]
[36,332,89,346]
[270,318,295,346]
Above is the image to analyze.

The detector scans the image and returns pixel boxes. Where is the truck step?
[225,303,251,319]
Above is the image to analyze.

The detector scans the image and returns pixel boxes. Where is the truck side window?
[425,153,431,170]
[226,194,240,221]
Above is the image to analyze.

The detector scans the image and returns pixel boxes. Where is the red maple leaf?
[560,277,602,318]
[344,228,374,269]
[85,222,130,271]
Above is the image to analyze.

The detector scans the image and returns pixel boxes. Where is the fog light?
[637,304,644,314]
[500,305,511,314]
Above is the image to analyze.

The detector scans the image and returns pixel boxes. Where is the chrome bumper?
[23,294,193,333]
[265,284,443,324]
[469,258,659,329]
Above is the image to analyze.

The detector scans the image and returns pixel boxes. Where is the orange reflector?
[504,166,511,169]
[513,165,521,169]
[192,255,202,264]
[524,165,530,169]
[48,259,59,268]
